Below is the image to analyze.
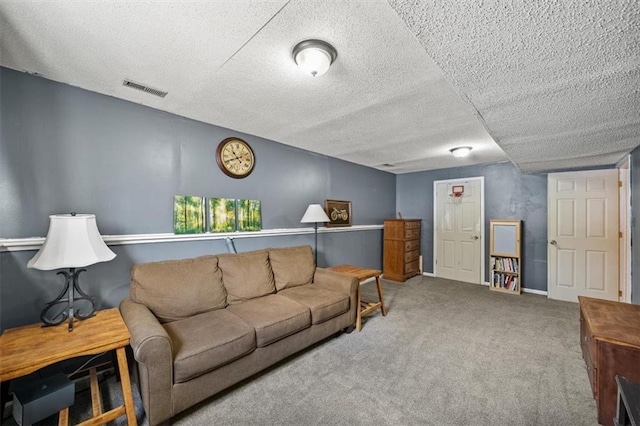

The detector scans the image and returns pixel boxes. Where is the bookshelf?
[489,220,521,294]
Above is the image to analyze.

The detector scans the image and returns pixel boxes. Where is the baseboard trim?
[483,281,547,296]
[0,224,384,252]
[422,272,435,277]
[522,288,548,296]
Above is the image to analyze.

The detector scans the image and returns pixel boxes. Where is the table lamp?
[27,213,116,331]
[300,204,330,265]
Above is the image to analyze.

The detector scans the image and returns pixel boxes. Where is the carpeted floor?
[2,276,598,425]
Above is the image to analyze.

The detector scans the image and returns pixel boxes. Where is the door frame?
[433,176,485,284]
[618,155,632,302]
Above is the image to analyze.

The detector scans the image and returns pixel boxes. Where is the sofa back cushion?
[130,255,227,323]
[217,250,275,304]
[268,245,315,291]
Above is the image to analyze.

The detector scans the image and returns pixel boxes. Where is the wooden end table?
[0,308,137,426]
[328,264,387,331]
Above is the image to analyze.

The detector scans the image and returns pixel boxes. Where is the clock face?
[216,138,255,178]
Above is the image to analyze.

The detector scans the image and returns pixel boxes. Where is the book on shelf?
[492,272,519,291]
[492,256,519,273]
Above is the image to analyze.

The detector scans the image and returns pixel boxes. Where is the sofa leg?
[343,324,356,334]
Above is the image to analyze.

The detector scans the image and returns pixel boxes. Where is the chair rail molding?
[0,225,384,252]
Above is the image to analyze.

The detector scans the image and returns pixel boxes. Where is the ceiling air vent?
[122,79,168,98]
[381,163,395,168]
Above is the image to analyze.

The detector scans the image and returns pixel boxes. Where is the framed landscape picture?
[325,199,352,227]
[210,198,237,232]
[237,199,262,231]
[173,195,206,234]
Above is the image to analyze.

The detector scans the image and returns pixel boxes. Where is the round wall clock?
[216,137,256,178]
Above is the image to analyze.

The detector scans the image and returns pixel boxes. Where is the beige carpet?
[2,276,599,425]
[173,276,598,425]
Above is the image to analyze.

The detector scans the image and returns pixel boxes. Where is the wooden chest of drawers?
[578,296,640,425]
[383,219,421,282]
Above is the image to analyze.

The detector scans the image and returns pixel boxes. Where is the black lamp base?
[313,222,318,266]
[40,267,96,332]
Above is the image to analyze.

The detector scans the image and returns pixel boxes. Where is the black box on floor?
[12,373,74,426]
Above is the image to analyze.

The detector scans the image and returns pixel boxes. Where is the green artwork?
[173,195,206,234]
[237,199,262,231]
[210,198,237,232]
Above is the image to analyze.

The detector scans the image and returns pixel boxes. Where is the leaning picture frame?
[173,195,206,234]
[325,199,352,227]
[237,199,262,231]
[209,197,237,233]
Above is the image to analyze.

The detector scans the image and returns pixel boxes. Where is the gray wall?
[396,162,548,291]
[0,67,395,330]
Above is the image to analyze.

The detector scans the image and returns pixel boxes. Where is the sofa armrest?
[120,298,173,425]
[313,268,359,324]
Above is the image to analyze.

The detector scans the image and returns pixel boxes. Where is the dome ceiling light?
[450,146,472,158]
[292,39,337,77]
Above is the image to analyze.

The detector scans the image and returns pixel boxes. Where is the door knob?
[550,240,557,245]
[472,235,479,240]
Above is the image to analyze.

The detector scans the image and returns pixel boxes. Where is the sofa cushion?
[163,309,256,383]
[218,250,276,304]
[268,245,315,291]
[130,255,227,323]
[227,294,310,347]
[279,285,350,324]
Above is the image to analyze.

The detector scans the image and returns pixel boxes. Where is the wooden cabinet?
[383,219,421,282]
[579,297,640,425]
[489,220,521,294]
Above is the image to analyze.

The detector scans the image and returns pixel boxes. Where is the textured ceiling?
[1,1,637,174]
[389,0,640,173]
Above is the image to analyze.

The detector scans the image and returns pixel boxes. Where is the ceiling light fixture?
[450,146,472,158]
[293,39,337,77]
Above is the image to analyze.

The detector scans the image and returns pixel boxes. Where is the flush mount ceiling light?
[293,39,337,77]
[450,146,472,158]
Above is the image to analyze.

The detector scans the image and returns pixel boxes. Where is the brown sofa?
[119,245,358,425]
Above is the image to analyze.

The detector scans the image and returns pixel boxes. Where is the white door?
[435,178,483,284]
[548,169,619,302]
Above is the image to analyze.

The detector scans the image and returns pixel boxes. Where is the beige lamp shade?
[27,214,116,270]
[300,204,330,223]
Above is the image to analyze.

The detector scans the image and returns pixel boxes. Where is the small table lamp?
[27,213,116,331]
[300,204,330,265]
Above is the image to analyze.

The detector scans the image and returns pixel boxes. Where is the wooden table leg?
[375,276,387,316]
[89,367,102,418]
[116,347,137,426]
[356,287,362,332]
[58,407,69,426]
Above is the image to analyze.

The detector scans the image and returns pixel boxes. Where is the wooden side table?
[0,308,137,426]
[328,264,387,331]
